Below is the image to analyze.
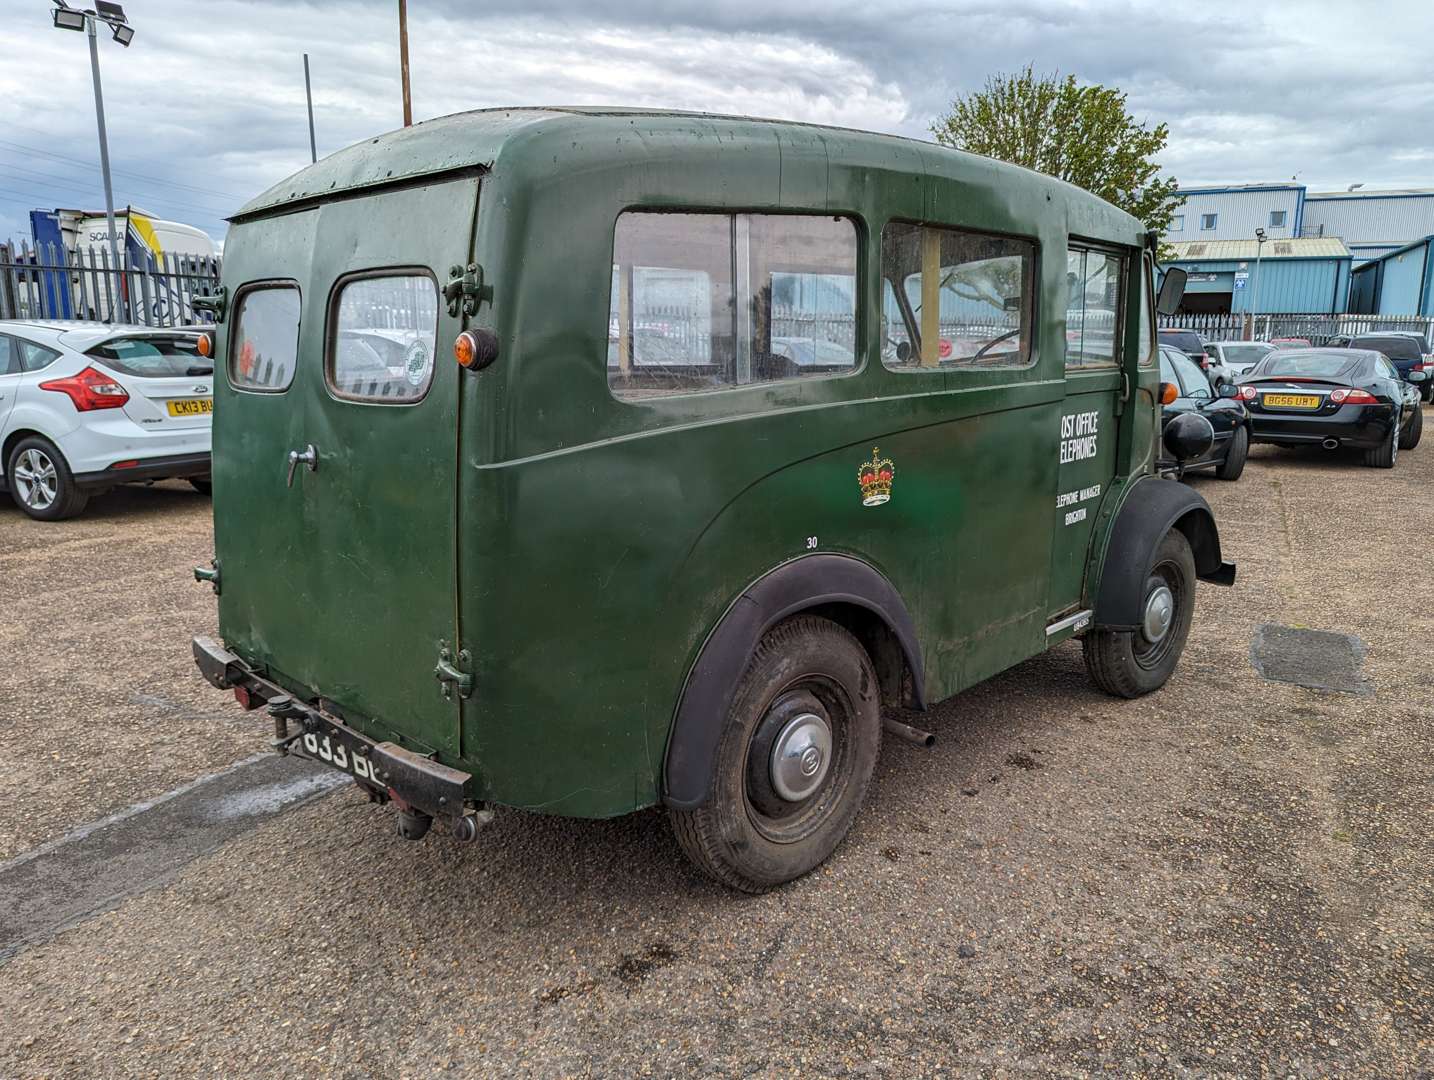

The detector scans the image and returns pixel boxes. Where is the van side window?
[328,273,439,404]
[1065,247,1124,369]
[230,284,300,393]
[881,222,1035,371]
[1138,255,1154,366]
[608,212,858,399]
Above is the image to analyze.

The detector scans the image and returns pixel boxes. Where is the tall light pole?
[398,0,412,126]
[51,0,134,319]
[1251,227,1267,339]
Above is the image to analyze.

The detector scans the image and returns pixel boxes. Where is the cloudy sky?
[2,0,1431,246]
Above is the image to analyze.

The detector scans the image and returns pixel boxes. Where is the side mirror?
[1409,370,1429,384]
[895,340,912,364]
[1155,267,1187,316]
[1217,382,1239,399]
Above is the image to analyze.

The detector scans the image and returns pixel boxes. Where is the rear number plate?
[1263,393,1320,408]
[301,729,381,783]
[167,398,213,416]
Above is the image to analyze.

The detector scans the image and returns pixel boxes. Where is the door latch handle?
[286,444,317,488]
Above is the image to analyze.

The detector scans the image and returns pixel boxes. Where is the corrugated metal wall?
[1165,257,1348,313]
[1163,187,1302,244]
[1303,194,1434,246]
[1375,240,1433,315]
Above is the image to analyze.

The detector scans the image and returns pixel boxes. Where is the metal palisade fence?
[1158,312,1434,348]
[0,239,222,326]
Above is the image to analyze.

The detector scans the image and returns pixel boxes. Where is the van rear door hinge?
[434,643,473,700]
[443,263,485,318]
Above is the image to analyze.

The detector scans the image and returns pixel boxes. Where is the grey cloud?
[1,0,1431,243]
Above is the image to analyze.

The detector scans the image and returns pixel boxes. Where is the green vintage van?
[191,107,1231,891]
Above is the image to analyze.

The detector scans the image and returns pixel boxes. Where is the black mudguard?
[1093,477,1236,632]
[663,554,924,811]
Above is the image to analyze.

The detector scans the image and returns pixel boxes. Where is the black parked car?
[1157,344,1249,480]
[1158,328,1212,371]
[1235,348,1426,468]
[1348,332,1433,402]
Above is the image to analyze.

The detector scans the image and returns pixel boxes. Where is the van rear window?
[230,284,300,393]
[328,274,439,403]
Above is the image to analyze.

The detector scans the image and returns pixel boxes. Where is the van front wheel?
[1083,529,1197,699]
[669,615,881,893]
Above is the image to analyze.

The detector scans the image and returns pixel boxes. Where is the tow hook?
[266,695,311,754]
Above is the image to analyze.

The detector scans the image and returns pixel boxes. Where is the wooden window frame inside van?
[879,220,1041,374]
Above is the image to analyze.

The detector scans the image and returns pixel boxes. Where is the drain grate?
[1250,624,1372,695]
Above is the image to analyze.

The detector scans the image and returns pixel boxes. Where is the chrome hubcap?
[13,449,58,510]
[769,712,832,802]
[1142,584,1175,643]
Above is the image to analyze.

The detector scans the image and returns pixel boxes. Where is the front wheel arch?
[1091,477,1234,631]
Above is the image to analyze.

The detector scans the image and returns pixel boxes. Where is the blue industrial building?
[1163,237,1351,315]
[1161,184,1434,313]
[1348,236,1434,316]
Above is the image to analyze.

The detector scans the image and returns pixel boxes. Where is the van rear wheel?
[669,615,880,893]
[1083,529,1196,699]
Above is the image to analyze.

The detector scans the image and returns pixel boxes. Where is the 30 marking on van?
[806,537,819,550]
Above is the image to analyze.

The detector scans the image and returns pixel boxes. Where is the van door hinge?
[191,285,228,323]
[1115,370,1129,417]
[443,263,485,318]
[435,643,473,700]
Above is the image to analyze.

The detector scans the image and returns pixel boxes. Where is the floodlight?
[95,1,128,22]
[52,7,87,30]
[111,22,134,45]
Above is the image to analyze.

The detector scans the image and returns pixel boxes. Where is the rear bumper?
[192,636,472,823]
[1248,405,1395,449]
[55,412,211,475]
[74,452,210,489]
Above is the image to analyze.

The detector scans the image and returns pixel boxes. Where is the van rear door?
[213,178,478,761]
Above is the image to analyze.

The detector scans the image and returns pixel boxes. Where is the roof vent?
[1274,242,1293,255]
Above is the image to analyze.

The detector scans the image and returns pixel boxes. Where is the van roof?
[232,106,1144,237]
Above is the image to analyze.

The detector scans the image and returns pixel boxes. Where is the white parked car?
[1205,340,1276,386]
[0,321,212,520]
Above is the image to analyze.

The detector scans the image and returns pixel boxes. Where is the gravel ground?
[0,481,249,860]
[3,420,1432,1078]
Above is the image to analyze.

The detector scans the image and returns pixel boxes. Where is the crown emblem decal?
[857,447,895,507]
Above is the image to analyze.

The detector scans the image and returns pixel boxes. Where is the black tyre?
[1215,425,1249,481]
[190,477,213,495]
[1363,413,1399,468]
[1083,529,1197,699]
[668,615,881,892]
[1398,404,1422,451]
[6,436,89,521]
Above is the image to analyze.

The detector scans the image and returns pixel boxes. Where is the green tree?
[931,66,1183,237]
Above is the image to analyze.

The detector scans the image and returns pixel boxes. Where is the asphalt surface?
[2,420,1432,1078]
